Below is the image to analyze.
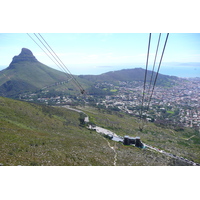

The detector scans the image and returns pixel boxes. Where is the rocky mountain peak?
[11,48,38,63]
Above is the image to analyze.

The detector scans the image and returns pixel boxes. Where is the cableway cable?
[34,33,86,92]
[139,33,169,131]
[139,33,151,128]
[36,33,85,94]
[147,33,161,95]
[27,33,85,94]
[33,33,72,81]
[146,33,169,113]
[26,33,71,80]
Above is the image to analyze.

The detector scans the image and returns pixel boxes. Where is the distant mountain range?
[0,48,180,97]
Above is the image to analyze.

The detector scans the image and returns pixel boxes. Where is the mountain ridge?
[0,48,70,97]
[79,67,180,87]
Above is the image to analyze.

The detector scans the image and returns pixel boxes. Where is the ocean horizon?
[159,66,200,78]
[0,64,199,78]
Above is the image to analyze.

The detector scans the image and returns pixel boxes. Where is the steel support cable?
[33,33,72,80]
[32,33,84,93]
[139,33,151,121]
[26,33,70,80]
[32,33,72,80]
[146,33,169,112]
[138,33,151,131]
[37,33,85,94]
[37,34,81,87]
[147,33,161,95]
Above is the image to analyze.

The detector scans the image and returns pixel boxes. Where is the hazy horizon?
[0,33,200,78]
[0,62,199,78]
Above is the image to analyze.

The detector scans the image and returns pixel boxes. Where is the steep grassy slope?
[0,97,119,166]
[1,97,199,166]
[0,48,91,97]
[78,106,200,164]
[0,59,72,96]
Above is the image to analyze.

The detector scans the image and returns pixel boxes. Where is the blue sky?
[0,33,200,77]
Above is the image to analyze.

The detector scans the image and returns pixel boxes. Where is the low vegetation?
[0,97,199,166]
[78,106,200,164]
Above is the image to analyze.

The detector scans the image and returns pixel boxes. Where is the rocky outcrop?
[11,48,38,64]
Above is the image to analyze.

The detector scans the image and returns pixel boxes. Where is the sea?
[0,65,199,78]
[159,66,200,78]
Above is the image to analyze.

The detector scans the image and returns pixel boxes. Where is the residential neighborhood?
[90,78,200,129]
[19,77,200,129]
